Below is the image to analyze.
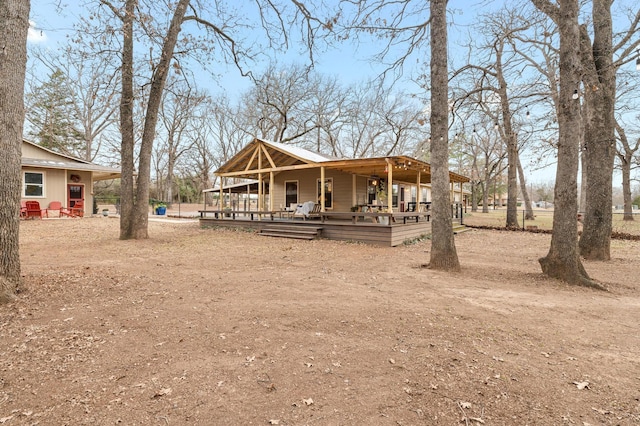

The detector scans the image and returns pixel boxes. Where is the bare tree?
[0,0,30,303]
[429,0,460,271]
[532,0,603,289]
[248,64,320,144]
[155,79,206,202]
[615,120,640,220]
[339,82,387,158]
[84,0,330,239]
[27,46,120,162]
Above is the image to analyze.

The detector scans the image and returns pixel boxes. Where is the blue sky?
[28,1,638,185]
[26,0,557,183]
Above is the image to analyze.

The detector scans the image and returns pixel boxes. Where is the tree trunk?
[517,156,534,220]
[578,0,615,260]
[119,0,137,239]
[471,181,479,212]
[579,148,587,212]
[620,157,633,221]
[0,0,30,303]
[616,123,635,221]
[428,0,460,272]
[536,0,603,290]
[495,47,519,228]
[119,0,191,239]
[482,179,489,213]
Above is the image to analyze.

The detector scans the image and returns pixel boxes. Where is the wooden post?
[269,170,274,211]
[320,166,326,212]
[386,158,393,213]
[219,178,224,214]
[246,184,250,211]
[352,174,357,208]
[258,146,263,216]
[416,171,422,205]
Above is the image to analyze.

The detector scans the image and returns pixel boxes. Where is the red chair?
[25,201,43,219]
[70,200,84,217]
[45,201,74,218]
[20,201,28,219]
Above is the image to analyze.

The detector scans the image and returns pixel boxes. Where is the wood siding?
[199,217,432,246]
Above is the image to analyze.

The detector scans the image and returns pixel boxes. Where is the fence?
[464,208,640,236]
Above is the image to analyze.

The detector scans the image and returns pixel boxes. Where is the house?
[21,139,121,216]
[200,138,470,246]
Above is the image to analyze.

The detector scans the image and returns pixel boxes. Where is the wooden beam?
[260,143,277,168]
[269,170,274,211]
[352,174,357,208]
[320,166,325,212]
[244,146,259,172]
[219,179,224,212]
[386,158,393,213]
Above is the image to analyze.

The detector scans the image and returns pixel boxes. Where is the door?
[68,184,84,210]
[285,181,298,209]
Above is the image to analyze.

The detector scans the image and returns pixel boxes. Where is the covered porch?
[200,138,469,246]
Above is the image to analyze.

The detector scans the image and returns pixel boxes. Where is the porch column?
[386,158,393,213]
[258,174,263,214]
[352,174,357,208]
[246,184,250,211]
[219,179,224,214]
[320,166,325,212]
[416,171,422,204]
[258,147,263,215]
[269,171,274,211]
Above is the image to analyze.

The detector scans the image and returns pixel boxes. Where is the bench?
[320,211,431,224]
[198,210,278,220]
[392,211,431,224]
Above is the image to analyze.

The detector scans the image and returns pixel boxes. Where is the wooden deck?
[198,210,432,246]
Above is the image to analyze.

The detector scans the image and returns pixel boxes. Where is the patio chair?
[44,201,62,218]
[70,200,84,217]
[45,201,76,218]
[25,201,43,219]
[293,201,321,220]
[20,201,28,219]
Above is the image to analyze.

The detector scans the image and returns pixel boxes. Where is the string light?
[572,89,579,100]
[494,122,499,130]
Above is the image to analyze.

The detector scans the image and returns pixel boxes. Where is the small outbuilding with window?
[21,139,121,217]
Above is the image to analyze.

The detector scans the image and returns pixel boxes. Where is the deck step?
[259,226,323,241]
[452,225,470,234]
[262,226,322,233]
[259,231,317,240]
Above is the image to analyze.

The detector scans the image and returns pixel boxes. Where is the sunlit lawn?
[464,208,640,236]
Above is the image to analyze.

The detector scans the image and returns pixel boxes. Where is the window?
[392,184,399,208]
[285,181,298,208]
[317,178,333,209]
[24,171,44,197]
[367,179,377,204]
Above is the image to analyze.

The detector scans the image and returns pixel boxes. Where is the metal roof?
[215,138,470,184]
[21,139,121,181]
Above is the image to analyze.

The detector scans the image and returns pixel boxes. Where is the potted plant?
[155,202,167,215]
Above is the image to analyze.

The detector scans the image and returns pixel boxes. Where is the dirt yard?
[2,217,639,425]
